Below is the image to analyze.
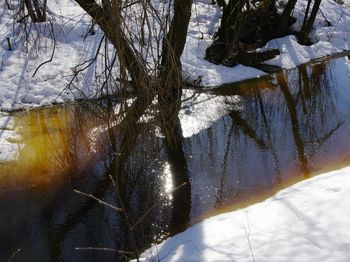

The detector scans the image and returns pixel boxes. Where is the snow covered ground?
[1,2,350,259]
[0,0,350,110]
[137,166,350,262]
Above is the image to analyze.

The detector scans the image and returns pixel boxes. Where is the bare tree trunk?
[159,0,193,147]
[71,0,195,162]
[42,0,47,21]
[24,0,38,22]
[301,0,313,30]
[24,0,47,22]
[5,0,13,10]
[74,0,193,137]
[299,0,322,44]
[206,0,281,65]
[205,0,244,64]
[74,0,150,94]
[279,0,298,33]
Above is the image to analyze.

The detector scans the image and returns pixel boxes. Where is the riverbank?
[1,54,350,261]
[137,165,350,261]
[1,0,350,111]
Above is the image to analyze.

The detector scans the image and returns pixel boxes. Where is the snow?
[179,90,241,137]
[182,0,350,84]
[0,113,20,162]
[137,166,350,261]
[0,1,350,257]
[261,0,350,68]
[0,0,349,176]
[0,0,95,111]
[181,0,268,86]
[0,0,350,110]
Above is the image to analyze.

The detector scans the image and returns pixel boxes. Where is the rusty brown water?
[1,56,350,261]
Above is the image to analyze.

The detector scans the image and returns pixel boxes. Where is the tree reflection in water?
[189,58,347,219]
[1,58,350,261]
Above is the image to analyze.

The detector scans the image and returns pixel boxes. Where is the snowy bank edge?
[136,165,350,261]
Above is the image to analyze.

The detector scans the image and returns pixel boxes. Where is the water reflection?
[1,57,350,261]
[0,99,181,261]
[190,58,348,219]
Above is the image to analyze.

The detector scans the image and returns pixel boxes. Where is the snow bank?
[0,0,94,111]
[181,0,267,86]
[1,0,350,110]
[138,166,350,261]
[182,0,350,85]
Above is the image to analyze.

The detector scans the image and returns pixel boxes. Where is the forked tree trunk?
[74,0,192,107]
[74,0,193,151]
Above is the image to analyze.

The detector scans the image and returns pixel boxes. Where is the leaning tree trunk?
[74,0,193,147]
[5,0,13,9]
[74,0,150,94]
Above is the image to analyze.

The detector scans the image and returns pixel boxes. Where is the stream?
[1,56,350,261]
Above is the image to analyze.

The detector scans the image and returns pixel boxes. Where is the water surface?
[1,57,350,261]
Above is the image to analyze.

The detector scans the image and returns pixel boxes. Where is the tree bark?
[205,0,281,65]
[159,0,193,147]
[5,0,13,10]
[74,0,193,149]
[24,0,47,22]
[279,0,298,34]
[299,0,322,44]
[74,0,150,94]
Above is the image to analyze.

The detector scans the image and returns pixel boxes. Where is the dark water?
[1,57,350,261]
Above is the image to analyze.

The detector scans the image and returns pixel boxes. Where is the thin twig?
[73,189,122,212]
[55,35,105,100]
[7,248,21,262]
[109,175,140,262]
[32,23,56,77]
